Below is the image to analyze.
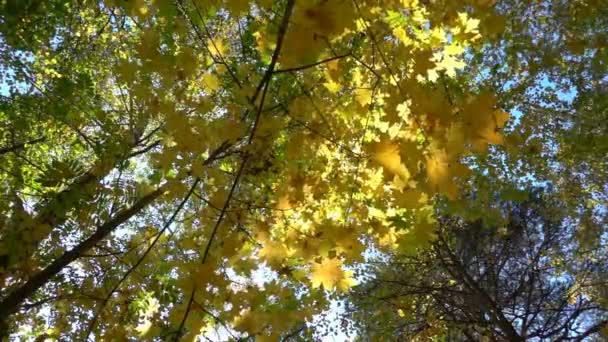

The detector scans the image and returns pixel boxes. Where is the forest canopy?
[0,0,606,340]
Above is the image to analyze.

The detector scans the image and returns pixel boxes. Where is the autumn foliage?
[0,0,606,340]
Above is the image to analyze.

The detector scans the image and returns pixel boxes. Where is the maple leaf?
[207,38,227,57]
[311,257,356,292]
[435,52,466,78]
[457,12,481,35]
[233,309,259,335]
[202,73,220,92]
[370,140,410,180]
[393,187,428,209]
[225,0,250,16]
[355,88,373,106]
[324,80,342,93]
[426,147,458,199]
[258,240,289,267]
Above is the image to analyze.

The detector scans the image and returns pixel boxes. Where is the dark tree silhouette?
[346,189,608,341]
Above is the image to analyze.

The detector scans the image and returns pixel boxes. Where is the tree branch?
[0,185,165,321]
[435,235,525,342]
[573,319,608,342]
[0,136,46,156]
[273,53,351,74]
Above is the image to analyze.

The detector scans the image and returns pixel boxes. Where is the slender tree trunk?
[0,186,164,332]
[7,137,144,267]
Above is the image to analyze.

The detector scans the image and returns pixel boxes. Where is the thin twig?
[273,53,352,74]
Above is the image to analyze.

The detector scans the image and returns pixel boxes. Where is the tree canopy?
[345,188,608,340]
[0,0,606,340]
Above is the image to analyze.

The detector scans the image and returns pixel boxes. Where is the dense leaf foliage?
[0,0,606,340]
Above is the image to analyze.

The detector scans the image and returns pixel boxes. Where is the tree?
[468,0,608,224]
[0,0,606,340]
[345,188,608,341]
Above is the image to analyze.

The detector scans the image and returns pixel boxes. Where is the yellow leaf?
[258,240,288,267]
[394,188,428,209]
[202,73,220,91]
[445,123,466,156]
[402,0,419,8]
[393,26,413,46]
[396,101,411,121]
[275,194,293,210]
[209,188,229,210]
[311,257,355,292]
[463,94,510,150]
[135,320,152,337]
[225,0,249,16]
[207,38,227,57]
[494,109,510,128]
[426,147,458,199]
[457,12,480,35]
[355,88,373,106]
[370,140,410,180]
[435,53,466,78]
[298,0,355,37]
[323,80,341,93]
[484,14,506,37]
[233,309,259,335]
